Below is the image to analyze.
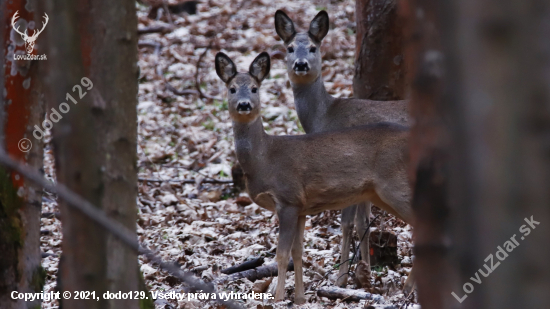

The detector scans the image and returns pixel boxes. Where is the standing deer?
[274,10,411,288]
[215,52,413,304]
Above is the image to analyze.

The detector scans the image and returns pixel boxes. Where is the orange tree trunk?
[0,2,45,308]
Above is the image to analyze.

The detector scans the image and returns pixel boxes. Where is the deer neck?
[291,76,334,133]
[232,117,268,172]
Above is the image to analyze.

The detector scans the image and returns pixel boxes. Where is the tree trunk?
[442,0,550,307]
[0,2,45,308]
[40,0,140,308]
[400,0,454,308]
[353,0,405,100]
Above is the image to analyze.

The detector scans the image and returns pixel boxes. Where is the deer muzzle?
[236,101,253,114]
[293,59,310,75]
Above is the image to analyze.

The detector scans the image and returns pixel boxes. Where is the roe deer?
[215,52,413,304]
[275,10,412,289]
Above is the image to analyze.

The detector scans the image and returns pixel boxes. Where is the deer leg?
[291,215,306,304]
[404,264,416,295]
[275,206,299,302]
[336,204,357,287]
[374,183,415,294]
[355,202,371,275]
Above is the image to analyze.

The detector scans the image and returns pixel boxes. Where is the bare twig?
[190,0,249,102]
[194,40,222,101]
[0,150,243,309]
[138,177,232,184]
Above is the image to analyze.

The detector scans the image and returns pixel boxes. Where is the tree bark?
[442,0,550,308]
[400,0,454,308]
[0,2,45,308]
[353,0,405,100]
[40,0,140,308]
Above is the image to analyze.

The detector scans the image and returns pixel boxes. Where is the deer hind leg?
[275,206,299,302]
[291,215,306,304]
[336,204,357,287]
[373,183,415,293]
[403,264,416,295]
[355,202,371,275]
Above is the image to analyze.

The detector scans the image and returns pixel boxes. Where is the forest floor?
[40,0,417,308]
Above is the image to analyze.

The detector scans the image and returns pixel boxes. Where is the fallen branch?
[41,212,61,219]
[365,305,420,309]
[221,257,265,275]
[0,150,243,309]
[138,177,232,184]
[316,286,384,303]
[215,259,294,285]
[137,24,174,35]
[138,40,162,49]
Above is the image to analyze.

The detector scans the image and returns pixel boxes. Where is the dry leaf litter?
[40,0,418,308]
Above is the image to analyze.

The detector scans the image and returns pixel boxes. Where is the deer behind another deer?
[215,52,414,304]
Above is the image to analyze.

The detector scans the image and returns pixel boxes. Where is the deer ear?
[249,52,270,83]
[274,10,296,43]
[309,10,329,42]
[215,52,237,83]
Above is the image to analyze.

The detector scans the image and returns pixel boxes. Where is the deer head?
[215,52,271,124]
[275,10,329,85]
[11,11,49,54]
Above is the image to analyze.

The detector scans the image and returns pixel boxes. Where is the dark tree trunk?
[0,2,45,308]
[402,0,550,308]
[40,0,140,308]
[442,0,550,308]
[353,0,405,100]
[400,0,453,308]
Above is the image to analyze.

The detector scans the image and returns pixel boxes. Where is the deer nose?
[236,101,253,114]
[293,60,310,73]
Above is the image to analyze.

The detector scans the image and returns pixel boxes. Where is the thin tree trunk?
[0,2,45,308]
[353,0,405,100]
[40,0,140,308]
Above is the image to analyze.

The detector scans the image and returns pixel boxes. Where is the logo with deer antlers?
[11,11,49,54]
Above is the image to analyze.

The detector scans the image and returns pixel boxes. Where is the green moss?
[138,269,154,309]
[0,167,24,289]
[31,266,47,292]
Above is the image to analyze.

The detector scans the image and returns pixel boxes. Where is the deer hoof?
[294,296,306,305]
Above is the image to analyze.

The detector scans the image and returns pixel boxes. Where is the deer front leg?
[355,202,371,276]
[291,215,306,304]
[275,206,299,302]
[336,204,357,287]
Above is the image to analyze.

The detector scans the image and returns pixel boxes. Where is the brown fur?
[215,52,413,304]
[275,10,414,292]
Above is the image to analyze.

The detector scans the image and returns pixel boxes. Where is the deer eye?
[230,88,236,94]
[309,47,317,53]
[251,88,258,93]
[287,47,294,53]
